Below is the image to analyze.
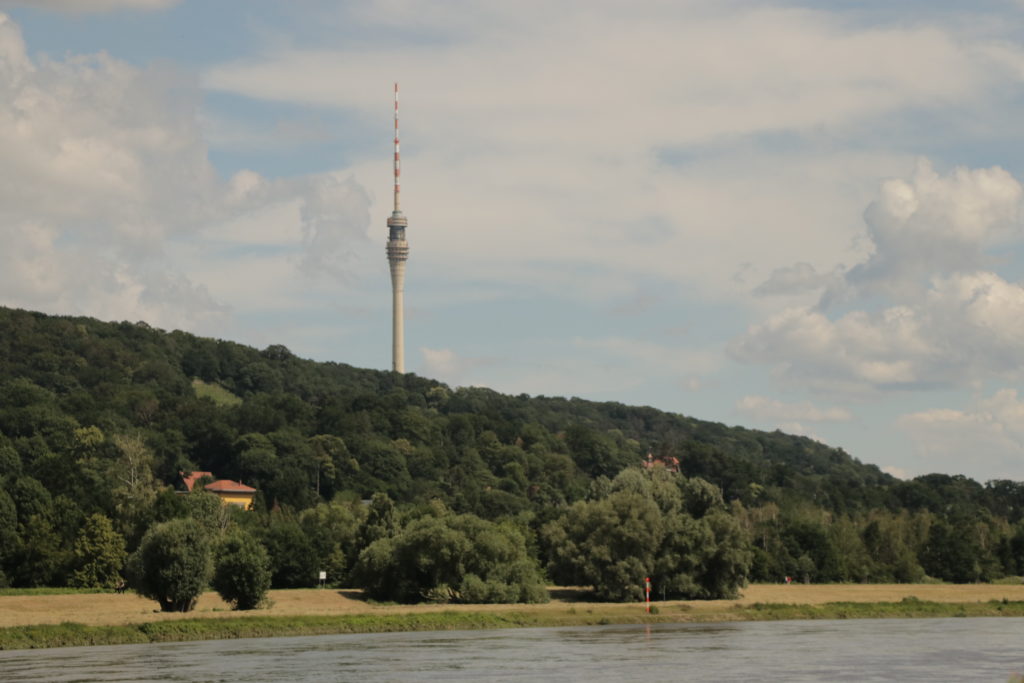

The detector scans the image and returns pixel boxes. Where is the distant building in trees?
[177,471,256,510]
[641,452,680,473]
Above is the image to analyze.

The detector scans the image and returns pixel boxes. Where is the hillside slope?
[2,305,1023,588]
[0,305,890,511]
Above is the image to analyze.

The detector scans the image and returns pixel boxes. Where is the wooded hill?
[1,305,1023,596]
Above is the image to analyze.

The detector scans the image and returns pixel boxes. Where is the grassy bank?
[0,587,114,597]
[0,610,643,650]
[5,598,1024,650]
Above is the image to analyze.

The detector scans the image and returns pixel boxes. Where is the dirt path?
[3,583,1024,628]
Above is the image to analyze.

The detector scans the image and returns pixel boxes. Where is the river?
[2,617,1023,681]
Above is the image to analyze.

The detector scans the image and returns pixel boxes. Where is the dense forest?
[1,306,1023,603]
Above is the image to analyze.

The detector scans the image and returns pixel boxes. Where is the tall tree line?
[2,305,1024,597]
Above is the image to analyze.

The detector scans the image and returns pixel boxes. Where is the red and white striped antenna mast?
[393,82,401,213]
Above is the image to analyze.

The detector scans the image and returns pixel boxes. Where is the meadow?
[4,583,1024,650]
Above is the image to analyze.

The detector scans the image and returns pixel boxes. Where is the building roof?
[179,471,256,495]
[203,479,257,494]
[181,471,214,492]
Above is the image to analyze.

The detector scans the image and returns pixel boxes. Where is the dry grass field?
[4,583,1024,629]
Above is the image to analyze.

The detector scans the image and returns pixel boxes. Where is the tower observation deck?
[386,83,409,373]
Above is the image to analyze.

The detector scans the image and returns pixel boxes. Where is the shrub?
[129,519,211,612]
[212,531,271,610]
[352,510,548,604]
[70,514,126,589]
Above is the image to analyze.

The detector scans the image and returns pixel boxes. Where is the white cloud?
[3,222,227,330]
[420,347,462,381]
[736,395,852,422]
[734,271,1024,393]
[419,347,496,386]
[200,3,1023,310]
[881,465,909,480]
[204,4,1007,144]
[835,160,1022,302]
[898,389,1024,480]
[735,161,1024,395]
[0,13,373,331]
[775,422,822,441]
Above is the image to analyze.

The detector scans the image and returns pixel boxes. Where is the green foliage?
[70,514,126,588]
[9,600,1024,651]
[543,469,751,601]
[260,511,316,588]
[0,487,19,570]
[353,508,548,604]
[107,434,159,545]
[358,492,398,549]
[129,519,211,612]
[212,530,271,610]
[10,477,52,527]
[181,491,229,536]
[4,304,1024,593]
[12,514,66,587]
[191,379,242,407]
[299,501,365,586]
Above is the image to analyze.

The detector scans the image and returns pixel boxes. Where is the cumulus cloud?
[735,271,1024,393]
[735,162,1024,395]
[736,395,852,422]
[898,389,1024,480]
[3,222,227,329]
[0,13,371,330]
[836,160,1022,301]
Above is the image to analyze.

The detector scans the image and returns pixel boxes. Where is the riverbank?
[3,584,1024,650]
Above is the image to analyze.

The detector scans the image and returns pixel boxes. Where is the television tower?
[386,82,409,373]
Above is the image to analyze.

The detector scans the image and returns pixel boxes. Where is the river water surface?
[2,617,1023,682]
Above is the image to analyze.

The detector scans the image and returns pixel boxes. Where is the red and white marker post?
[645,577,651,613]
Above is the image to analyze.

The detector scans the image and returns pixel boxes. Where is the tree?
[129,518,211,612]
[261,511,316,588]
[10,476,53,527]
[0,488,19,584]
[309,434,346,498]
[181,490,231,535]
[109,433,158,544]
[353,508,548,604]
[300,501,364,586]
[543,491,662,601]
[12,514,65,587]
[542,469,751,601]
[70,513,126,588]
[212,530,271,610]
[357,492,398,549]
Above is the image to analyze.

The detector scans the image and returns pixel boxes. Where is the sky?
[3,1,1024,483]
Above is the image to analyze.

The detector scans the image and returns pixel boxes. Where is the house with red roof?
[178,471,256,510]
[641,452,680,473]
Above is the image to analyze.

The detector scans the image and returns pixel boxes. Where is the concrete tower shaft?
[386,83,409,373]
